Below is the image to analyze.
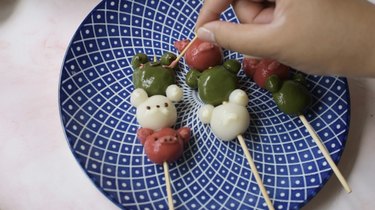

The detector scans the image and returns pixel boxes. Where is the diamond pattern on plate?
[59,0,350,209]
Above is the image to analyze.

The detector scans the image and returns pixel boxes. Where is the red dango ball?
[137,127,190,164]
[174,38,223,71]
[243,58,290,88]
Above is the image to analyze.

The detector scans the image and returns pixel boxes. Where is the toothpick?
[238,135,275,210]
[299,115,352,193]
[163,161,175,210]
[168,35,199,68]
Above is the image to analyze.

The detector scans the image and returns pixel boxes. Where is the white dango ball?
[198,104,214,124]
[136,95,177,130]
[210,103,250,141]
[166,84,183,102]
[131,88,148,107]
[130,85,183,131]
[198,89,250,141]
[229,89,249,107]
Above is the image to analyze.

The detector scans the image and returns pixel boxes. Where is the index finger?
[195,0,233,30]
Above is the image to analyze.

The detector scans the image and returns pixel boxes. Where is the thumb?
[196,21,278,58]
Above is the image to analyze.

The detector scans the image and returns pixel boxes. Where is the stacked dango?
[130,53,190,210]
[175,38,275,210]
[129,38,350,210]
[243,57,351,193]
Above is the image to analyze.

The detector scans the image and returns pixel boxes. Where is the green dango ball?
[132,52,177,96]
[265,74,312,116]
[186,59,241,106]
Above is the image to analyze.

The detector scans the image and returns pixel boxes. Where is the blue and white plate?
[59,0,350,209]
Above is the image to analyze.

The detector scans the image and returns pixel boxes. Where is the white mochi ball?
[130,88,148,107]
[198,104,215,124]
[166,84,183,102]
[136,95,177,130]
[209,103,250,141]
[229,89,249,107]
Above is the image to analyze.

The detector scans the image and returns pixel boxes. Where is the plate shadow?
[0,0,19,24]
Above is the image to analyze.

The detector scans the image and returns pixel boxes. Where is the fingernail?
[197,27,216,43]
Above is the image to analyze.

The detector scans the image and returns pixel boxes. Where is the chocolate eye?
[164,103,168,107]
[154,137,158,141]
[156,105,160,108]
[146,106,151,110]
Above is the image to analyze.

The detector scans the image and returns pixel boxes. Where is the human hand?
[196,0,375,77]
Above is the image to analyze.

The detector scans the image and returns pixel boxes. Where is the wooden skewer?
[220,102,274,209]
[299,115,352,193]
[163,161,175,210]
[168,35,199,69]
[238,135,275,210]
[172,36,273,207]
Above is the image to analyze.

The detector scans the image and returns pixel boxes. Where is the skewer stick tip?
[237,135,275,210]
[168,36,199,69]
[299,115,351,193]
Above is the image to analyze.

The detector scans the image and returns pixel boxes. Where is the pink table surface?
[1,1,375,209]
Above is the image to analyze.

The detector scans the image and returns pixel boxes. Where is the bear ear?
[198,104,214,124]
[131,88,148,107]
[174,39,190,53]
[265,74,282,93]
[177,127,191,144]
[166,85,183,102]
[160,52,177,66]
[229,89,249,107]
[186,69,201,89]
[131,53,148,69]
[223,59,241,74]
[137,128,154,145]
[293,73,307,86]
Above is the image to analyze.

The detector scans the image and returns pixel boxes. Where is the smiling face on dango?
[136,95,177,131]
[137,127,191,164]
[131,85,183,131]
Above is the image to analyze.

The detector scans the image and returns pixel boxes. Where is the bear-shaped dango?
[137,127,190,164]
[242,58,290,88]
[198,89,250,141]
[131,52,177,96]
[131,85,191,164]
[186,59,241,106]
[131,85,183,131]
[265,73,312,116]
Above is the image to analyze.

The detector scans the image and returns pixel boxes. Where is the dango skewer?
[198,90,275,210]
[243,57,352,193]
[173,37,276,209]
[131,52,192,209]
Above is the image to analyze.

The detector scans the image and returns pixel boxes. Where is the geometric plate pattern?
[59,0,350,209]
